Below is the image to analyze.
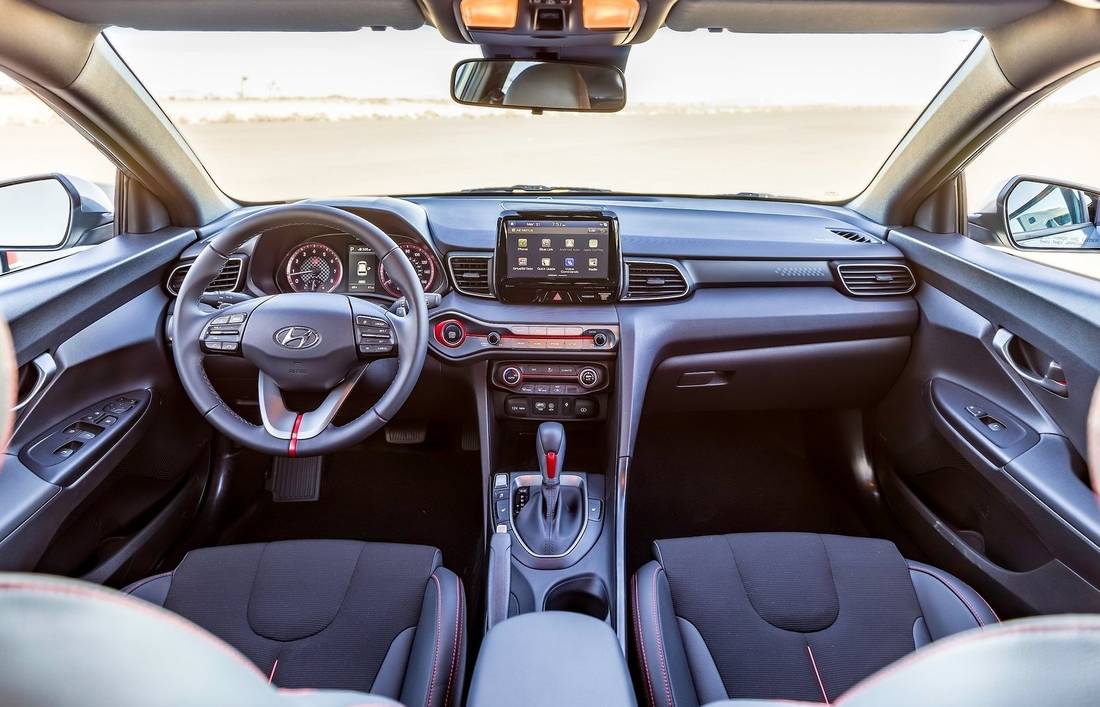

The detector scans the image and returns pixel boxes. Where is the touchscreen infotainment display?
[504,219,611,280]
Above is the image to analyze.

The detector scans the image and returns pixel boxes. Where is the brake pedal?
[268,456,322,502]
[385,424,426,445]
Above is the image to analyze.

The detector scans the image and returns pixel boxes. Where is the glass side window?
[0,74,117,275]
[965,66,1100,253]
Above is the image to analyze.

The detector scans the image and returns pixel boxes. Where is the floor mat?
[626,411,870,577]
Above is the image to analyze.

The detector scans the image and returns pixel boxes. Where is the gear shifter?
[537,421,566,518]
[514,422,585,557]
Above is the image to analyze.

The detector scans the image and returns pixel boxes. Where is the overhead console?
[496,211,622,305]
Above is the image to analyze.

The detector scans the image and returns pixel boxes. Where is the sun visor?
[664,0,1049,34]
[30,0,426,31]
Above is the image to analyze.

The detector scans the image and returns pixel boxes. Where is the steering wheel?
[171,204,428,457]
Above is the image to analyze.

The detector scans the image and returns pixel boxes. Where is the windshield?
[106,28,978,202]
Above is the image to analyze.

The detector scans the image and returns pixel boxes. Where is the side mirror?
[451,59,626,114]
[0,174,113,251]
[997,176,1100,250]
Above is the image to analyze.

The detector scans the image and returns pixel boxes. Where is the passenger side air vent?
[836,263,916,296]
[448,253,494,298]
[166,257,244,296]
[624,260,690,301]
[829,228,881,244]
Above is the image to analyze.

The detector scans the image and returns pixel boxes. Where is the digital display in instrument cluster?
[505,220,610,280]
[347,245,378,293]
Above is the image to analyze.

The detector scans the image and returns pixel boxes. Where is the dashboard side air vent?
[448,253,494,298]
[623,259,690,301]
[830,228,881,244]
[166,257,244,296]
[836,262,916,296]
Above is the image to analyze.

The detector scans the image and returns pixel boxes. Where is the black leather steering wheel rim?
[171,204,429,456]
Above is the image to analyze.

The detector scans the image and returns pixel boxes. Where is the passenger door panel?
[876,229,1100,616]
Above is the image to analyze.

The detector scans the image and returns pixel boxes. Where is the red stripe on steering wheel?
[288,414,304,457]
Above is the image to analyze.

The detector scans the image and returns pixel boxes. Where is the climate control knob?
[579,367,600,388]
[501,366,522,387]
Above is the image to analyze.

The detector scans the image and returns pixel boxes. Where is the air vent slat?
[836,263,915,296]
[447,254,494,298]
[624,260,689,301]
[829,228,881,244]
[166,257,243,296]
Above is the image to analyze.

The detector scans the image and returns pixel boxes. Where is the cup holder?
[543,576,609,620]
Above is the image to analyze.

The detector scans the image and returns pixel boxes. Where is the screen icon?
[564,257,575,268]
[541,238,552,248]
[541,257,552,267]
[517,257,528,266]
[588,257,599,268]
[588,239,599,248]
[357,261,369,276]
[565,238,575,248]
[517,238,528,248]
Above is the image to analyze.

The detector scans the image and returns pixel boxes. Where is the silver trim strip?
[508,473,589,559]
[166,256,244,296]
[257,365,367,440]
[835,262,917,297]
[622,258,691,301]
[446,252,495,299]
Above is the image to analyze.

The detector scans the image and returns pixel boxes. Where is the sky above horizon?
[100,27,983,106]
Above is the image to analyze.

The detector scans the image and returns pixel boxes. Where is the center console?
[431,210,623,641]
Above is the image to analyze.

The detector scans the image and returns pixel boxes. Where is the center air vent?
[830,228,881,244]
[448,253,494,298]
[836,263,916,296]
[166,257,244,296]
[624,260,690,301]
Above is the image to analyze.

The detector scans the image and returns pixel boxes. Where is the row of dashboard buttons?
[505,396,598,419]
[508,326,587,336]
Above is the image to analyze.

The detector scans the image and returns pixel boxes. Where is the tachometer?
[378,243,436,297]
[285,242,343,293]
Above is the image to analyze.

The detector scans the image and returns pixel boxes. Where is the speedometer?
[378,243,436,297]
[285,242,343,293]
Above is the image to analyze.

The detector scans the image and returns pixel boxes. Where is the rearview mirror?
[0,174,113,251]
[451,59,626,113]
[999,176,1100,250]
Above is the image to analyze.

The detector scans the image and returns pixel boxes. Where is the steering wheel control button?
[434,319,466,348]
[501,366,523,386]
[579,367,600,388]
[355,314,395,356]
[201,311,248,354]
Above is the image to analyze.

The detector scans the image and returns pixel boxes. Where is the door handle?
[14,352,57,412]
[992,329,1068,398]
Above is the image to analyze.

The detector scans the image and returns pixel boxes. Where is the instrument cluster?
[270,232,446,298]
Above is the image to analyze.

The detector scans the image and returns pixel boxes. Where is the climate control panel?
[491,361,608,421]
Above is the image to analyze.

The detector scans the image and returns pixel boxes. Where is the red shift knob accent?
[545,451,557,480]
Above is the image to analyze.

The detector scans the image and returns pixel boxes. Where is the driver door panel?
[0,231,210,583]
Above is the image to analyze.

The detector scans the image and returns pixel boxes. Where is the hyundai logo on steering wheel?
[274,326,321,350]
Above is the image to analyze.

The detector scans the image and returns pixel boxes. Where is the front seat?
[633,532,997,705]
[123,539,466,706]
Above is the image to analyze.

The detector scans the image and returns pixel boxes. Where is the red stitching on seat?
[652,568,674,707]
[0,581,265,678]
[443,574,461,707]
[425,572,443,707]
[806,643,830,704]
[633,573,657,707]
